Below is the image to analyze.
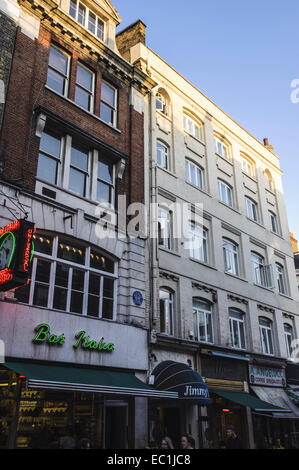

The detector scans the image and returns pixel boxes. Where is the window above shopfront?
[15,233,117,320]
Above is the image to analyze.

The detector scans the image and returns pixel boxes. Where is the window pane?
[75,87,90,110]
[58,240,85,265]
[33,284,49,307]
[90,252,114,273]
[49,47,68,75]
[35,259,51,284]
[102,298,113,320]
[40,132,61,158]
[55,264,69,288]
[37,154,58,184]
[72,269,85,291]
[70,290,83,314]
[100,103,114,125]
[103,278,114,299]
[78,3,86,25]
[53,287,67,311]
[77,65,93,91]
[98,160,113,184]
[97,19,104,40]
[69,0,76,18]
[69,168,86,197]
[89,273,101,295]
[71,146,88,172]
[88,294,99,317]
[46,68,65,95]
[88,12,96,34]
[97,181,111,204]
[101,82,115,107]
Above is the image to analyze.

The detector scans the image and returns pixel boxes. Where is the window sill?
[278,292,293,300]
[186,181,211,197]
[156,165,178,179]
[189,257,217,271]
[158,246,181,257]
[45,85,121,134]
[184,131,205,146]
[216,153,233,166]
[225,272,248,282]
[246,216,265,229]
[218,201,240,214]
[253,283,274,292]
[242,171,257,182]
[156,110,172,123]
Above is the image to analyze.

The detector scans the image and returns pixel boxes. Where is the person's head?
[160,436,174,449]
[275,438,281,446]
[226,426,236,439]
[181,434,194,449]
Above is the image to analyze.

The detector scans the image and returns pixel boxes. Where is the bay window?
[15,234,116,320]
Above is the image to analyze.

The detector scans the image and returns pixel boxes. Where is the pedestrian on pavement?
[272,438,285,449]
[160,436,174,449]
[181,434,194,450]
[226,425,243,449]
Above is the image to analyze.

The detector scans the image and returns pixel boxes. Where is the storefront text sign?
[249,364,286,387]
[33,324,115,352]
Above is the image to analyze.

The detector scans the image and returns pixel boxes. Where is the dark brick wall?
[0,11,17,130]
[0,24,145,207]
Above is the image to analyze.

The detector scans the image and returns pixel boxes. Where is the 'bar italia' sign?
[0,219,35,291]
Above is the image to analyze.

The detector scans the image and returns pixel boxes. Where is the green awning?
[211,389,291,413]
[3,361,178,399]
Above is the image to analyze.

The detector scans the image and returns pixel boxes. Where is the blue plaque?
[133,291,143,306]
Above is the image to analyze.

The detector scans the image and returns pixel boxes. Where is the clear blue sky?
[113,0,299,243]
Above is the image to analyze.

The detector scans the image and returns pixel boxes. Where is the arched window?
[229,308,246,350]
[214,135,231,161]
[159,288,174,336]
[156,89,170,117]
[183,112,203,141]
[259,317,274,355]
[185,159,203,189]
[193,299,213,343]
[264,169,275,192]
[284,324,294,358]
[15,232,116,320]
[157,140,169,170]
[241,154,256,178]
[223,239,239,276]
[218,180,233,207]
[245,197,258,222]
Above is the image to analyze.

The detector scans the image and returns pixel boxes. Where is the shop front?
[249,363,299,449]
[0,305,173,449]
[148,360,210,448]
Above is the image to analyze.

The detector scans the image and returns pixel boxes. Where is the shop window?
[193,299,213,343]
[15,233,116,320]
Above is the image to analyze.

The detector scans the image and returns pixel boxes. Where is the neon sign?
[0,219,36,291]
[33,324,115,353]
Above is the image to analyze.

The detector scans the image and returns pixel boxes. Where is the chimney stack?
[290,233,299,253]
[263,137,274,153]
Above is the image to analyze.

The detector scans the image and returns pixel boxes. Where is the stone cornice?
[18,0,155,94]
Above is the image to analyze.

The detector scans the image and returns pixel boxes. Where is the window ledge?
[45,85,122,134]
[216,153,233,166]
[225,272,248,283]
[158,246,181,257]
[278,292,293,300]
[218,201,240,214]
[253,283,274,292]
[186,181,211,197]
[156,110,172,123]
[156,166,178,179]
[184,131,206,146]
[189,257,217,271]
[242,171,257,182]
[246,216,264,229]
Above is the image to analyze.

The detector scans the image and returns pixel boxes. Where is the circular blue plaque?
[133,291,143,306]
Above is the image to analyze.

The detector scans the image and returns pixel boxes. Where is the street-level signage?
[0,219,35,291]
[249,364,286,387]
[33,323,115,352]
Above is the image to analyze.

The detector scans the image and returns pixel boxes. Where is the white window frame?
[183,114,201,140]
[251,253,274,288]
[156,93,168,115]
[189,223,208,263]
[69,0,105,41]
[276,263,287,295]
[158,207,173,250]
[96,158,115,207]
[223,239,239,276]
[47,45,71,97]
[241,157,255,177]
[284,324,294,358]
[185,159,203,189]
[246,197,258,222]
[75,63,95,112]
[259,318,274,356]
[157,141,169,170]
[218,180,233,207]
[69,143,90,198]
[193,300,213,344]
[17,234,117,320]
[100,81,118,127]
[215,137,229,160]
[229,309,246,350]
[160,289,174,336]
[269,212,278,233]
[37,131,64,186]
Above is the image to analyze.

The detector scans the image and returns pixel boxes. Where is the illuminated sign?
[0,219,36,291]
[33,324,115,352]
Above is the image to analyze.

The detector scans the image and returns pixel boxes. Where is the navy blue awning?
[150,361,210,405]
